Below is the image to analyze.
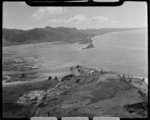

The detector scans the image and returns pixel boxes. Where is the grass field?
[3,79,59,118]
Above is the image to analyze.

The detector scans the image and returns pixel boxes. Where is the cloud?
[47,15,114,28]
[90,16,109,23]
[64,15,88,24]
[47,19,63,23]
[32,7,67,20]
[64,15,109,24]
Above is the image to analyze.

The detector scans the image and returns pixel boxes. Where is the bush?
[48,76,52,80]
[76,79,80,83]
[61,74,75,82]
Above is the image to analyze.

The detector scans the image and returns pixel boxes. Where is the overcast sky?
[3,1,147,30]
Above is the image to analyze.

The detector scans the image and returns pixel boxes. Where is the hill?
[2,27,143,46]
[3,65,148,118]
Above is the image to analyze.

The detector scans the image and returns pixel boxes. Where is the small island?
[82,42,95,50]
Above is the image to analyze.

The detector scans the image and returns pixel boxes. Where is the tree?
[21,73,26,78]
[48,76,52,80]
[76,79,80,83]
[76,65,80,68]
[70,67,74,74]
[142,78,145,81]
[54,76,58,81]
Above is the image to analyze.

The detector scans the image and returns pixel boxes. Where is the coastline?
[2,70,71,87]
[133,76,148,84]
[2,66,148,87]
[3,65,148,118]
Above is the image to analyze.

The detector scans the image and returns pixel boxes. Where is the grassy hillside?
[3,26,143,46]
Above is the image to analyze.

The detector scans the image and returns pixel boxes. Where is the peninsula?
[3,65,148,118]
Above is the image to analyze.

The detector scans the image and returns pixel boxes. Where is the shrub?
[61,74,75,82]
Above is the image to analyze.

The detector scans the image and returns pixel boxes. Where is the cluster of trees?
[48,76,58,81]
[61,74,75,82]
[119,74,134,82]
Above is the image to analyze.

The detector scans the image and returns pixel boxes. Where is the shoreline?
[133,76,148,84]
[2,70,71,87]
[2,66,148,88]
[3,28,145,48]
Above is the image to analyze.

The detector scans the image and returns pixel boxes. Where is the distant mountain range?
[2,26,144,46]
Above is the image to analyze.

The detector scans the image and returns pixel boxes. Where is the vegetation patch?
[3,102,33,118]
[91,81,131,103]
[124,102,147,117]
[61,74,75,82]
[3,80,58,118]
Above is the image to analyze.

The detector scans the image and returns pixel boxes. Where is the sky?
[3,1,147,30]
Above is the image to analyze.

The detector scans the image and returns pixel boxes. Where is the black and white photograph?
[2,0,148,118]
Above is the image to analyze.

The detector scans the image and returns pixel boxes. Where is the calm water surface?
[2,29,148,84]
